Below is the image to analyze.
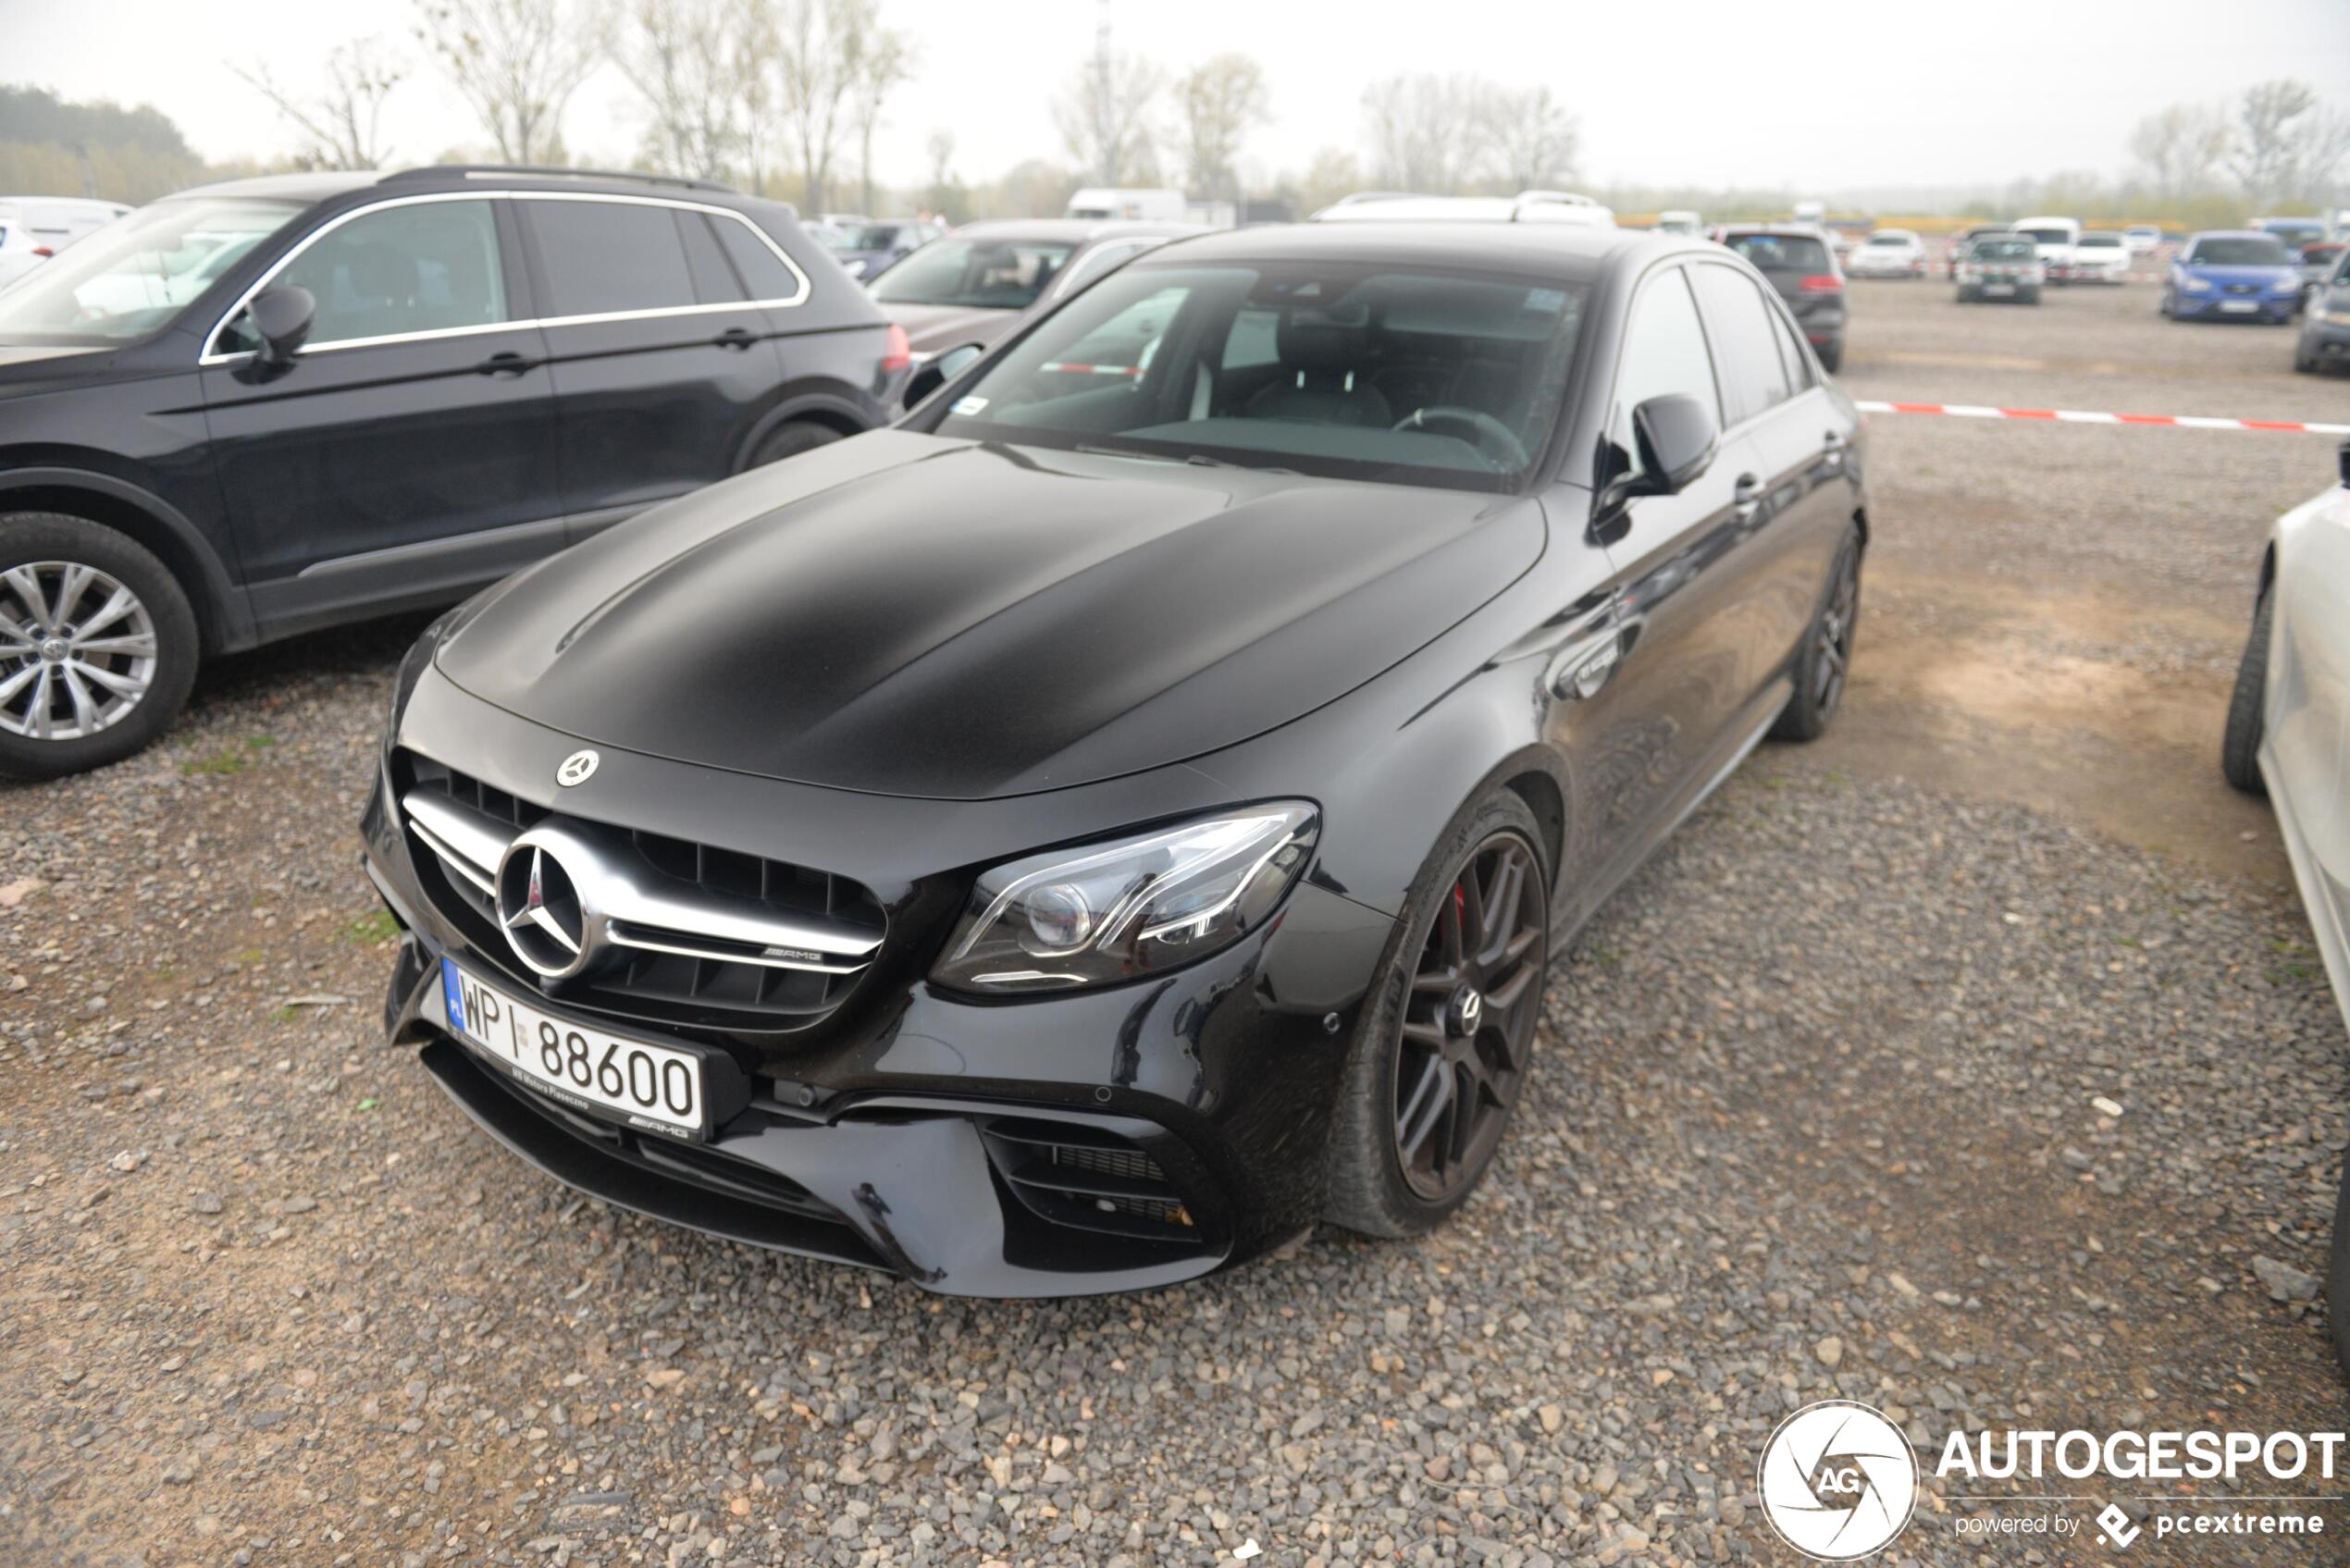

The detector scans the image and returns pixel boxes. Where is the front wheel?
[745,419,846,469]
[2220,587,2271,795]
[1772,524,1861,742]
[1816,341,1843,374]
[0,513,199,781]
[1324,789,1551,1239]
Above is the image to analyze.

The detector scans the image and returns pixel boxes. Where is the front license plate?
[2220,300,2259,314]
[440,958,704,1138]
[1985,283,2015,296]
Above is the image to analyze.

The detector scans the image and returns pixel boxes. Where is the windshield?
[1971,240,2035,260]
[1725,234,1830,271]
[839,224,905,250]
[2076,234,2123,248]
[928,262,1587,493]
[2189,237,2291,266]
[872,238,1079,310]
[0,196,300,343]
[1864,234,1910,247]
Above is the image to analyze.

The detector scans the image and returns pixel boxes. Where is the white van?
[0,196,132,289]
[2012,215,2082,281]
[1065,188,1189,224]
[1655,210,1702,236]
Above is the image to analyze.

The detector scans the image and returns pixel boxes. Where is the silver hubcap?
[0,561,159,741]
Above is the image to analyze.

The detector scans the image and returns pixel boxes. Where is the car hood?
[2182,263,2298,286]
[0,341,114,384]
[884,301,1018,357]
[434,431,1543,799]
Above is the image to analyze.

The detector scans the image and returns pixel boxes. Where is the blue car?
[2162,230,2305,324]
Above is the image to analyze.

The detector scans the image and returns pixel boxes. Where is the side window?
[528,200,698,317]
[224,198,507,352]
[674,211,747,304]
[1056,240,1153,299]
[1610,267,1719,476]
[713,215,804,302]
[1688,265,1791,425]
[1771,303,1813,392]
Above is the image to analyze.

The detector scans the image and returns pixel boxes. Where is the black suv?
[1714,226,1847,372]
[0,166,906,779]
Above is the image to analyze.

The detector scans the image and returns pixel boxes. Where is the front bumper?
[360,684,1399,1298]
[2302,317,2350,363]
[2173,290,2295,322]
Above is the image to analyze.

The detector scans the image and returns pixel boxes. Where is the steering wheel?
[1393,406,1530,469]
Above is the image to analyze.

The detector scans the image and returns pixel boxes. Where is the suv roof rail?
[382,165,741,195]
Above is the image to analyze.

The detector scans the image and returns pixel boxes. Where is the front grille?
[397,751,885,1031]
[981,1117,1202,1242]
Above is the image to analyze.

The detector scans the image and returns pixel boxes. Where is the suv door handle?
[712,327,757,351]
[475,351,537,377]
[1732,472,1763,519]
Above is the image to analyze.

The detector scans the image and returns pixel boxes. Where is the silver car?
[2223,437,2350,1364]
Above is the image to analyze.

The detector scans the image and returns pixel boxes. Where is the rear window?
[2017,228,2072,244]
[1972,239,2036,260]
[1723,233,1829,272]
[2076,234,2124,248]
[1864,234,1909,247]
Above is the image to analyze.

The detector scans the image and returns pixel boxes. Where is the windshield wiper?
[1071,442,1295,476]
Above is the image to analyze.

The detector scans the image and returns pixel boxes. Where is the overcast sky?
[5,0,2348,197]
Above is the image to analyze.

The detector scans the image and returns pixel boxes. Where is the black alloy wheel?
[1390,829,1548,1203]
[1773,526,1861,742]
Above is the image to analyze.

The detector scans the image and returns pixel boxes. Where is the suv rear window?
[1723,234,1829,272]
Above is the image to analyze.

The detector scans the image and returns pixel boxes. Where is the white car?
[2014,215,2082,281]
[1845,228,1926,278]
[2221,440,2350,1364]
[1655,209,1702,237]
[0,196,131,289]
[2124,224,2163,254]
[2069,230,2132,284]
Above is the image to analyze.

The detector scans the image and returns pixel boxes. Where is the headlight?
[931,803,1319,993]
[2325,309,2350,327]
[2183,277,2213,293]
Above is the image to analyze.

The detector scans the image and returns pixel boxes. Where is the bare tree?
[2128,103,2231,202]
[851,24,915,214]
[1481,85,1577,191]
[233,40,403,170]
[1171,54,1268,201]
[921,127,961,218]
[2226,80,2350,206]
[418,0,607,165]
[770,0,885,213]
[613,0,761,179]
[1052,47,1162,186]
[1360,75,1483,193]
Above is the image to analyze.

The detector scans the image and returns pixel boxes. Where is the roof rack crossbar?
[384,165,740,195]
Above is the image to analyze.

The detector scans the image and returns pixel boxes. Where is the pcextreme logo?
[1757,1401,1921,1561]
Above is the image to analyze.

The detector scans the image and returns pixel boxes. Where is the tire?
[1772,524,1861,743]
[2158,291,2172,318]
[2220,587,2271,796]
[1324,788,1551,1240]
[2021,288,2042,305]
[745,419,846,469]
[2293,336,2319,374]
[1816,341,1843,374]
[0,512,199,781]
[1956,286,1976,304]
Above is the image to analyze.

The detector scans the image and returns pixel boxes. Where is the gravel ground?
[3,279,2345,1568]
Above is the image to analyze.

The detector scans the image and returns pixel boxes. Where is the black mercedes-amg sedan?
[362,221,1869,1296]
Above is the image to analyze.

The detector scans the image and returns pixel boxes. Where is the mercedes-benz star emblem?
[556,748,600,787]
[496,841,590,979]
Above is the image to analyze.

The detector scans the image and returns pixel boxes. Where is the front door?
[517,196,796,539]
[202,195,561,638]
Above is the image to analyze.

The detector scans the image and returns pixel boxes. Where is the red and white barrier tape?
[1854,400,2350,437]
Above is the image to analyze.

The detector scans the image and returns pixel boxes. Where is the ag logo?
[1757,1400,1918,1560]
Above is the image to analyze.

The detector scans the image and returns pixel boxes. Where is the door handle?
[1732,472,1763,519]
[475,351,537,377]
[1821,429,1847,468]
[712,327,757,351]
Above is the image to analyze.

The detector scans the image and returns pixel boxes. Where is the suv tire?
[748,420,846,469]
[0,512,199,781]
[2220,587,2271,796]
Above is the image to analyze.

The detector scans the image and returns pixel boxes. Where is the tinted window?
[934,263,1587,493]
[2187,237,2291,266]
[713,217,802,301]
[255,198,506,349]
[872,239,1078,309]
[1724,233,1829,273]
[530,200,698,316]
[1610,267,1718,475]
[675,210,746,303]
[1771,305,1813,391]
[1688,265,1790,426]
[1972,239,2036,260]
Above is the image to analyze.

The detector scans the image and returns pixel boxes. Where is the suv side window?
[1688,264,1791,426]
[527,200,703,318]
[221,197,507,352]
[1610,266,1719,477]
[712,215,805,302]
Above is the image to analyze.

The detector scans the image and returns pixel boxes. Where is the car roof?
[1140,220,1686,283]
[164,166,763,210]
[950,218,1205,243]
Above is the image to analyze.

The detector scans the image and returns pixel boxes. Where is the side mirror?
[2337,435,2347,489]
[904,343,982,410]
[1630,392,1718,495]
[248,285,315,368]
